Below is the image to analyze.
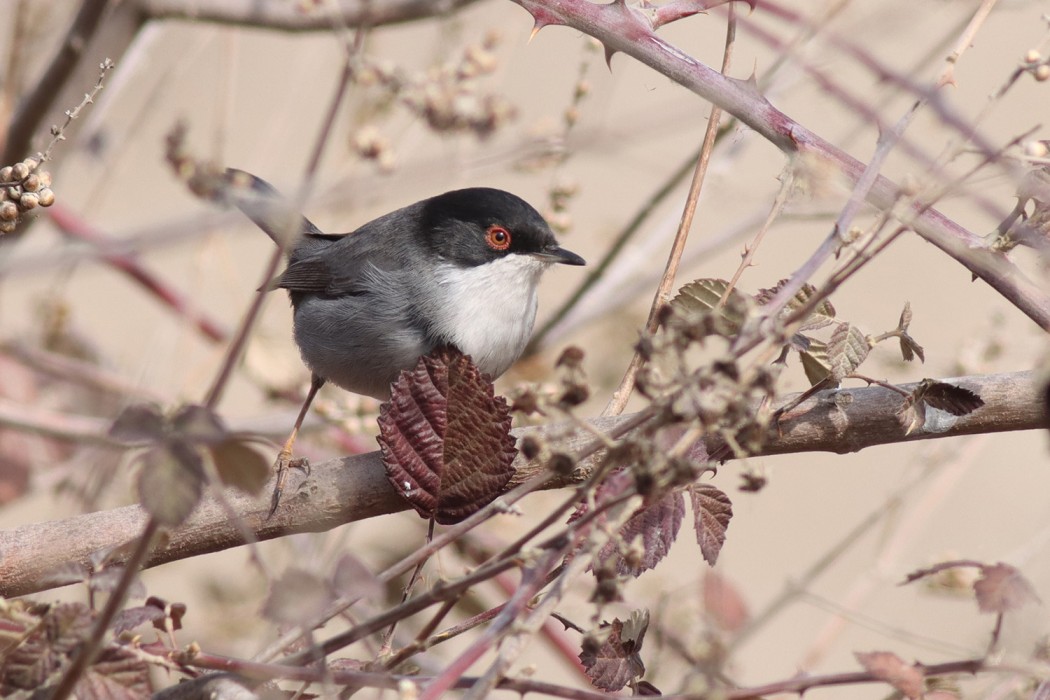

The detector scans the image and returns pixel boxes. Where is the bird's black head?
[418,188,584,268]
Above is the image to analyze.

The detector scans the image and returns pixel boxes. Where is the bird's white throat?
[429,255,549,378]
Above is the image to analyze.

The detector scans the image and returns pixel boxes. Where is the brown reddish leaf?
[378,348,517,525]
[855,650,925,700]
[826,322,870,382]
[756,279,837,331]
[207,437,270,494]
[703,571,749,634]
[973,563,1040,614]
[914,380,984,416]
[170,404,227,443]
[670,278,750,334]
[592,487,684,578]
[111,605,165,636]
[137,441,205,526]
[76,649,152,699]
[799,339,831,386]
[896,395,926,436]
[689,483,733,565]
[108,404,166,443]
[1,602,93,692]
[332,553,383,602]
[579,611,649,692]
[262,568,333,625]
[899,333,925,363]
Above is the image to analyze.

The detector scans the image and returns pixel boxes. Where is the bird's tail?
[220,168,326,250]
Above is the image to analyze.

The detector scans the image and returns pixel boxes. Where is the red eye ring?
[485,225,511,251]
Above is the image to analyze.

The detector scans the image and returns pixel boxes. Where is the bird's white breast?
[428,255,549,378]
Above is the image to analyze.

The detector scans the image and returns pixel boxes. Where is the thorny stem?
[604,9,737,417]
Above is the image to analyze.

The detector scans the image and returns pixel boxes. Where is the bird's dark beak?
[535,244,585,266]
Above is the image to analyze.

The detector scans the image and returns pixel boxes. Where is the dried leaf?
[111,605,165,636]
[973,563,1039,614]
[899,333,925,363]
[332,554,382,602]
[896,395,926,436]
[137,441,205,526]
[171,404,227,443]
[915,380,984,416]
[109,404,165,443]
[1,602,93,692]
[689,483,733,565]
[377,348,517,525]
[855,650,925,700]
[262,568,333,625]
[579,615,647,691]
[799,339,831,386]
[595,489,684,578]
[208,438,270,494]
[898,301,913,331]
[670,279,750,334]
[703,571,749,633]
[826,322,870,382]
[76,649,152,699]
[757,279,836,331]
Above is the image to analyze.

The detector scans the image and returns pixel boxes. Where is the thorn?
[529,20,545,43]
[604,45,617,69]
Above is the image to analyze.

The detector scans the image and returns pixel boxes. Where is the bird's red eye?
[485,225,511,251]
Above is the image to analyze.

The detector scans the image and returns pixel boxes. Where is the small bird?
[224,170,585,515]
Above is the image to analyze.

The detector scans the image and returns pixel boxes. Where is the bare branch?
[137,0,482,31]
[0,370,1039,599]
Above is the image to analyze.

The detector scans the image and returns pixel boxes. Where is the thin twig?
[604,9,737,417]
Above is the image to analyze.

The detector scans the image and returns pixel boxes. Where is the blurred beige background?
[2,0,1049,696]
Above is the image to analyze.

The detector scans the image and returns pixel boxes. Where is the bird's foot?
[268,453,311,519]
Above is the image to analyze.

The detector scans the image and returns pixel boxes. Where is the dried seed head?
[0,166,12,182]
[11,163,29,180]
[1025,141,1049,158]
[22,174,40,192]
[1036,65,1050,82]
[0,220,16,234]
[1025,49,1042,64]
[0,201,18,221]
[19,192,38,210]
[22,156,40,172]
[38,188,55,207]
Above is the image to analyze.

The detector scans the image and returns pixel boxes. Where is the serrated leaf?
[108,405,165,443]
[208,438,270,494]
[171,404,227,443]
[262,568,333,625]
[757,279,837,331]
[111,606,165,636]
[914,380,984,416]
[899,332,925,363]
[377,348,517,525]
[670,279,750,334]
[703,571,749,633]
[898,301,913,331]
[855,651,924,700]
[332,554,382,602]
[77,649,152,699]
[2,603,93,692]
[973,563,1039,614]
[826,322,870,382]
[689,483,733,566]
[594,490,684,578]
[579,617,646,692]
[896,395,926,436]
[137,441,205,526]
[799,338,831,386]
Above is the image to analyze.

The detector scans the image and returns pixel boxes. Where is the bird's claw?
[267,454,311,519]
